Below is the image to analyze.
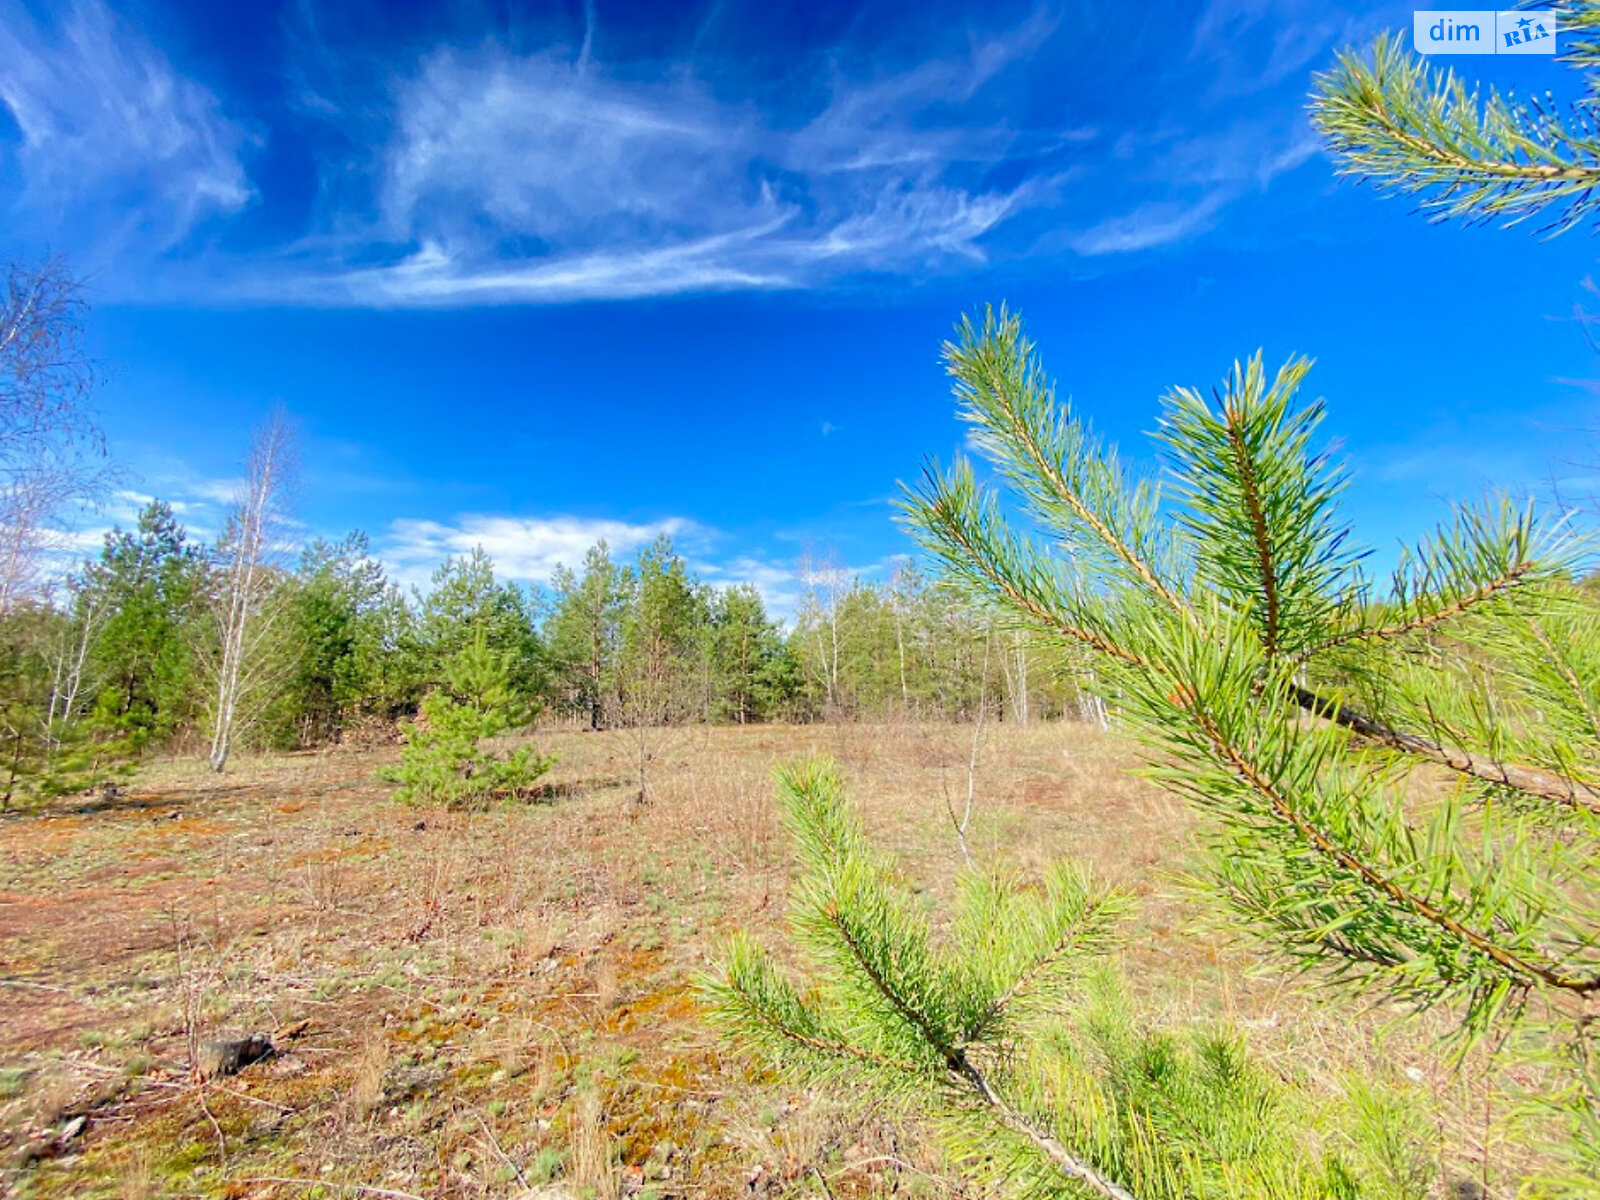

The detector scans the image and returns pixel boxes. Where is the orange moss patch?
[157,817,231,836]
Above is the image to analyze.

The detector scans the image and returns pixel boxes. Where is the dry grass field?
[0,722,1524,1199]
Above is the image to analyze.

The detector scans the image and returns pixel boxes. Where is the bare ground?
[0,722,1520,1199]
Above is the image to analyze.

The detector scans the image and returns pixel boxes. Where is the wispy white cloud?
[177,477,247,506]
[692,550,903,625]
[1189,0,1393,98]
[243,15,1058,306]
[1072,192,1230,256]
[375,511,889,623]
[1050,0,1375,260]
[0,0,252,253]
[0,1,1336,302]
[1370,444,1545,490]
[692,554,807,622]
[1066,107,1322,258]
[109,489,179,517]
[47,470,240,563]
[256,225,796,306]
[381,512,698,591]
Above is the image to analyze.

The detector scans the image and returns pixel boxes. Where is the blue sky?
[2,0,1597,615]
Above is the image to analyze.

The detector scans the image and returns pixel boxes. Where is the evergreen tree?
[380,631,553,807]
[369,584,426,718]
[0,587,140,808]
[418,548,541,697]
[80,501,204,751]
[831,580,902,716]
[615,534,707,728]
[707,583,793,723]
[278,532,401,744]
[0,603,76,807]
[714,308,1600,1195]
[545,542,630,729]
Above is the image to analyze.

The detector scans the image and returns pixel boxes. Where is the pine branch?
[1312,31,1600,232]
[904,461,1149,670]
[1527,620,1600,747]
[825,903,961,1063]
[1292,558,1537,667]
[1156,353,1353,662]
[940,308,1189,621]
[1190,698,1600,997]
[1289,681,1600,815]
[1222,396,1282,657]
[712,760,1421,1199]
[947,1052,1142,1200]
[959,870,1126,1045]
[718,762,1149,1200]
[709,975,922,1075]
[883,303,1597,1179]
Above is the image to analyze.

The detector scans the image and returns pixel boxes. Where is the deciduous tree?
[0,259,114,610]
[205,411,298,772]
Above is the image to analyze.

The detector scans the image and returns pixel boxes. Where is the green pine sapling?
[706,759,1434,1200]
[381,630,554,807]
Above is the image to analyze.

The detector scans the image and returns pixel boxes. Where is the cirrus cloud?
[0,0,252,254]
[1,0,1348,306]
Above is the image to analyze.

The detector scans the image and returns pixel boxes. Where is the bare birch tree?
[45,586,99,754]
[0,259,113,610]
[888,561,914,717]
[796,548,847,713]
[206,411,298,773]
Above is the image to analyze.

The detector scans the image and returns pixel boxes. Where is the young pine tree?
[707,760,1432,1200]
[716,309,1599,1194]
[912,311,1598,1188]
[81,500,205,752]
[380,631,554,807]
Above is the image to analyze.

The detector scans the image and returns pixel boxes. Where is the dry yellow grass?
[0,721,1530,1198]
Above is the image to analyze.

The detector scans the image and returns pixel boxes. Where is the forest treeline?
[0,497,1094,805]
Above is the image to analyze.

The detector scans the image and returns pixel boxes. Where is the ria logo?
[1413,10,1558,54]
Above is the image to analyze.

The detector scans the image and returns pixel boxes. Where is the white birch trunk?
[208,414,296,773]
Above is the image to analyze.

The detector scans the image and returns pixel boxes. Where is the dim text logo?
[1413,10,1557,53]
